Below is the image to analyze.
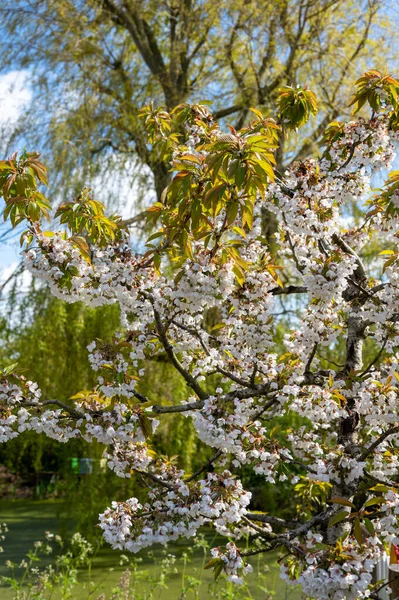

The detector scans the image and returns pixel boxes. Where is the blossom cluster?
[0,372,159,448]
[99,470,251,552]
[282,532,382,600]
[210,542,253,585]
[188,392,296,483]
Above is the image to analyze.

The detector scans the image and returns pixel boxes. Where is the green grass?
[0,499,302,599]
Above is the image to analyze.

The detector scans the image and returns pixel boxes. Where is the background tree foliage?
[0,285,212,537]
[0,0,395,208]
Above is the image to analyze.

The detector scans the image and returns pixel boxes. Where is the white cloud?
[0,70,31,125]
[0,70,32,275]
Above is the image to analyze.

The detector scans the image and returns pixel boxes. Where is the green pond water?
[0,500,302,599]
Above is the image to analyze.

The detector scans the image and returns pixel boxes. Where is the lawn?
[0,499,302,599]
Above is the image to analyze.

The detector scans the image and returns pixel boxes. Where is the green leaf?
[214,562,224,581]
[382,256,396,273]
[252,159,274,180]
[328,510,350,528]
[226,201,239,225]
[153,254,161,272]
[179,154,202,165]
[231,226,247,238]
[330,497,356,508]
[174,269,185,285]
[70,236,91,264]
[363,518,375,537]
[205,557,222,569]
[353,518,363,546]
[232,265,245,286]
[205,556,225,581]
[364,497,385,508]
[146,231,164,243]
[248,107,264,120]
[138,414,152,439]
[211,323,226,333]
[370,484,389,493]
[2,363,19,376]
[241,201,253,229]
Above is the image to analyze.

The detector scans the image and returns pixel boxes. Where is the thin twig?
[359,334,388,378]
[152,305,208,401]
[246,513,297,529]
[359,425,399,462]
[363,469,399,489]
[184,450,223,483]
[304,343,318,375]
[136,470,174,491]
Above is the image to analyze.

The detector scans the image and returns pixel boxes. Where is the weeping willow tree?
[0,0,396,206]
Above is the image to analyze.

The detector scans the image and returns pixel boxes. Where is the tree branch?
[246,512,297,529]
[358,425,399,462]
